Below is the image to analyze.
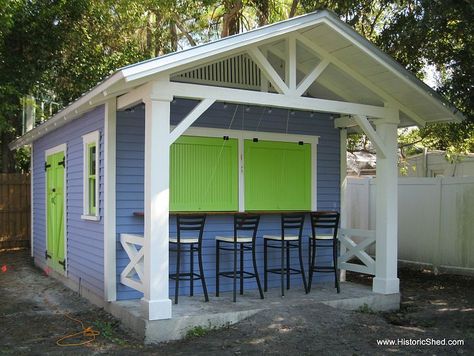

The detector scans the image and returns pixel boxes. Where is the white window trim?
[176,126,319,212]
[82,131,100,221]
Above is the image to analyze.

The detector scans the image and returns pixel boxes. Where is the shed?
[10,10,462,326]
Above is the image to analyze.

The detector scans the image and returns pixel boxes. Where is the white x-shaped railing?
[120,233,145,293]
[338,228,376,275]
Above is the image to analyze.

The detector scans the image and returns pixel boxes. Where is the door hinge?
[45,250,51,259]
[44,162,51,171]
[58,157,65,167]
[58,259,66,271]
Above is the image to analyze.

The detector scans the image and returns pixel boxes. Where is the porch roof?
[10,9,464,150]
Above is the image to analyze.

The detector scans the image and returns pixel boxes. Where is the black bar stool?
[169,214,209,304]
[263,213,307,296]
[215,214,263,302]
[308,211,340,293]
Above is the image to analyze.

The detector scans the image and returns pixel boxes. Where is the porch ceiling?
[10,9,464,150]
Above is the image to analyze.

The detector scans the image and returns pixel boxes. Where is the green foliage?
[1,0,472,173]
[186,325,215,338]
[357,303,376,314]
[378,0,474,157]
[93,320,128,345]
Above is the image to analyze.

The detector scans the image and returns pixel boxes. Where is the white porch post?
[373,115,400,294]
[142,80,173,320]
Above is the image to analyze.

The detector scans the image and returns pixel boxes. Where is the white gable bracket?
[294,33,426,127]
[169,98,215,145]
[288,36,297,92]
[353,115,388,159]
[248,47,289,95]
[295,59,330,97]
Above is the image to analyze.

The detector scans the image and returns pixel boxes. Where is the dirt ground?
[1,250,473,355]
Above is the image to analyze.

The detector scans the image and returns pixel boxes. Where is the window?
[82,131,100,220]
[170,128,317,212]
[170,135,238,211]
[244,139,312,211]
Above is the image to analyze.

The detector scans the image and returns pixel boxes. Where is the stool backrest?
[176,214,206,243]
[234,214,260,242]
[310,211,340,239]
[281,213,305,239]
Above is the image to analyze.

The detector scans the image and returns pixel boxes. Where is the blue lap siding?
[32,106,105,298]
[116,100,340,300]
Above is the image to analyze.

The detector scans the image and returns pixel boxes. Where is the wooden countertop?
[133,210,315,217]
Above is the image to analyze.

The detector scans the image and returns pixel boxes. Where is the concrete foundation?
[108,282,400,344]
[35,257,399,345]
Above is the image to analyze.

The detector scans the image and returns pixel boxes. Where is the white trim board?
[30,144,34,257]
[81,130,101,220]
[104,99,117,302]
[44,143,68,276]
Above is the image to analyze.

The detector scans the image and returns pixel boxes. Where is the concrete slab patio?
[108,282,400,344]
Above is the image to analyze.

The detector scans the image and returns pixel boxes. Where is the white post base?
[141,298,172,320]
[372,277,400,295]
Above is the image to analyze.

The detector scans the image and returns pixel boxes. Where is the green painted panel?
[170,136,238,211]
[87,143,96,215]
[46,151,65,272]
[244,140,311,210]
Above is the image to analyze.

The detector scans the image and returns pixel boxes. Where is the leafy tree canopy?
[0,0,472,172]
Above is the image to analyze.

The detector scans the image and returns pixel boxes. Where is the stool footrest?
[265,267,302,275]
[170,272,203,281]
[218,270,257,279]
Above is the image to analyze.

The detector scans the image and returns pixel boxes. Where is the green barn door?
[46,151,66,273]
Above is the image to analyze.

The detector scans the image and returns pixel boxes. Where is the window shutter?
[244,139,311,211]
[170,136,238,211]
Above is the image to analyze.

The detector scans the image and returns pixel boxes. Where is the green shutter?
[244,140,311,211]
[170,136,238,211]
[46,151,65,272]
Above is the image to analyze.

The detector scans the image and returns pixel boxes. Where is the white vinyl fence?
[344,176,474,275]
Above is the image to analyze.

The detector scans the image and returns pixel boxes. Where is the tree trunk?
[221,0,243,37]
[1,132,14,173]
[289,0,299,18]
[252,0,269,26]
[170,20,178,52]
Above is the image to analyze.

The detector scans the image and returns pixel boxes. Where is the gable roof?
[10,9,464,150]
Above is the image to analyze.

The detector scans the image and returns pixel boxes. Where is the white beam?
[167,81,390,119]
[117,83,152,110]
[352,115,388,158]
[169,98,215,145]
[334,115,357,128]
[30,144,34,257]
[295,59,329,97]
[295,33,426,126]
[373,118,400,294]
[248,47,289,95]
[142,79,172,320]
[104,99,117,301]
[339,128,347,282]
[288,36,297,92]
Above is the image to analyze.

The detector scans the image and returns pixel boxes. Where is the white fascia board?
[320,14,464,123]
[9,72,125,150]
[121,12,327,83]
